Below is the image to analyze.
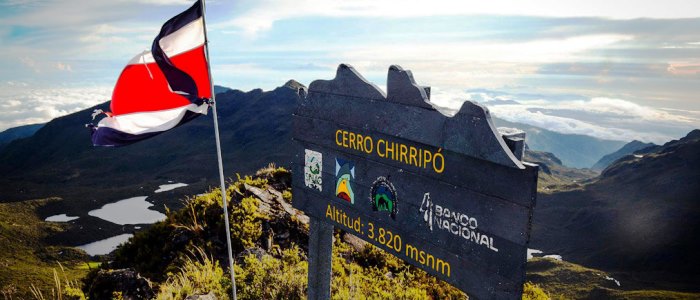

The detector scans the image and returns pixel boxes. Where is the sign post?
[293,64,538,299]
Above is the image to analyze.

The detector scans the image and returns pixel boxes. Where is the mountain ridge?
[493,118,627,168]
[532,129,700,290]
[0,123,43,150]
[592,140,657,171]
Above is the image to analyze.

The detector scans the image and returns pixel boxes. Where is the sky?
[0,0,698,144]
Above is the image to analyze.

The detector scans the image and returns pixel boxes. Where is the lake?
[88,196,166,225]
[45,214,79,222]
[77,233,133,256]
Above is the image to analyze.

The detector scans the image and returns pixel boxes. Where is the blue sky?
[0,0,698,144]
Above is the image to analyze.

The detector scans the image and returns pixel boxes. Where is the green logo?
[370,176,398,220]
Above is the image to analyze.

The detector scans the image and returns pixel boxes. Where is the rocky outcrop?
[86,268,154,300]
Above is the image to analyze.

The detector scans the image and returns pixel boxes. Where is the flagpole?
[199,1,237,299]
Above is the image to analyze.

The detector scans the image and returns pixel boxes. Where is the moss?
[522,282,549,300]
[0,199,92,299]
[229,196,264,250]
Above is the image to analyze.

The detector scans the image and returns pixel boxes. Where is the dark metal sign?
[292,64,538,299]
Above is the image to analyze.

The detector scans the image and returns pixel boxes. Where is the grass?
[527,257,700,299]
[156,247,229,300]
[76,262,101,271]
[0,198,95,299]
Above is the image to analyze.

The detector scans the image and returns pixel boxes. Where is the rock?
[244,183,309,225]
[238,247,267,261]
[87,268,154,300]
[185,292,217,300]
[342,233,368,252]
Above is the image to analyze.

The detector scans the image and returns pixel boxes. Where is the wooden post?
[307,217,333,300]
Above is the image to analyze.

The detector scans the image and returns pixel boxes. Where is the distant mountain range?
[0,123,43,150]
[592,140,657,171]
[493,118,626,169]
[0,81,622,202]
[532,130,700,289]
[0,82,301,204]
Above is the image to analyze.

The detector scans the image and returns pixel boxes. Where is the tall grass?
[28,263,85,300]
[156,246,229,300]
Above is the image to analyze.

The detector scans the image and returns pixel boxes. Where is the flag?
[90,0,211,146]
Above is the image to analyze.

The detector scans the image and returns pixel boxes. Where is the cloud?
[55,62,72,72]
[428,89,699,144]
[221,0,700,36]
[667,63,700,75]
[20,56,40,73]
[0,85,111,131]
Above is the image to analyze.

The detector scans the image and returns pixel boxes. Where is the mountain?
[0,123,43,150]
[531,129,700,291]
[493,118,626,168]
[213,85,232,94]
[524,149,598,191]
[592,140,657,171]
[0,85,631,203]
[0,81,301,206]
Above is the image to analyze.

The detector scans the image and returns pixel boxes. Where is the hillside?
[80,166,469,299]
[526,258,700,300]
[0,123,43,150]
[0,198,96,298]
[592,140,656,171]
[493,118,626,168]
[531,130,700,291]
[523,149,599,191]
[3,165,699,299]
[0,83,300,204]
[22,166,693,299]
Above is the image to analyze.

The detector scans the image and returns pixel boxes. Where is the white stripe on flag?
[127,17,205,65]
[96,103,208,135]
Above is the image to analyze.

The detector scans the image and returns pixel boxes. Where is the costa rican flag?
[90,0,211,146]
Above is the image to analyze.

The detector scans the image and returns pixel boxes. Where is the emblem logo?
[335,158,355,204]
[369,176,398,219]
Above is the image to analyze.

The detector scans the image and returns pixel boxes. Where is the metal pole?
[199,1,237,299]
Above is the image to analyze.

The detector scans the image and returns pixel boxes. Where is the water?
[543,254,562,261]
[77,233,133,256]
[527,248,543,260]
[88,196,166,225]
[527,248,564,261]
[154,183,188,193]
[605,275,621,286]
[45,214,79,222]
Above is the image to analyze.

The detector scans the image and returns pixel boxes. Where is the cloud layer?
[429,88,699,144]
[0,83,111,130]
[0,0,698,143]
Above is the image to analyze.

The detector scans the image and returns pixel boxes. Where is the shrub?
[156,247,229,300]
[523,282,549,300]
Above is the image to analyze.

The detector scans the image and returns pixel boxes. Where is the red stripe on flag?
[111,45,211,116]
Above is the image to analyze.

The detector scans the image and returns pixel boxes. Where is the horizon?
[1,0,699,144]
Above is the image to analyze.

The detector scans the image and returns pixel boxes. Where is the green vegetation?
[4,166,700,299]
[156,247,229,300]
[526,257,700,299]
[523,150,598,193]
[103,166,468,299]
[0,198,96,299]
[522,282,549,300]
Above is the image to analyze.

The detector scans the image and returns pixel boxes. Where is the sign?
[292,64,538,299]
